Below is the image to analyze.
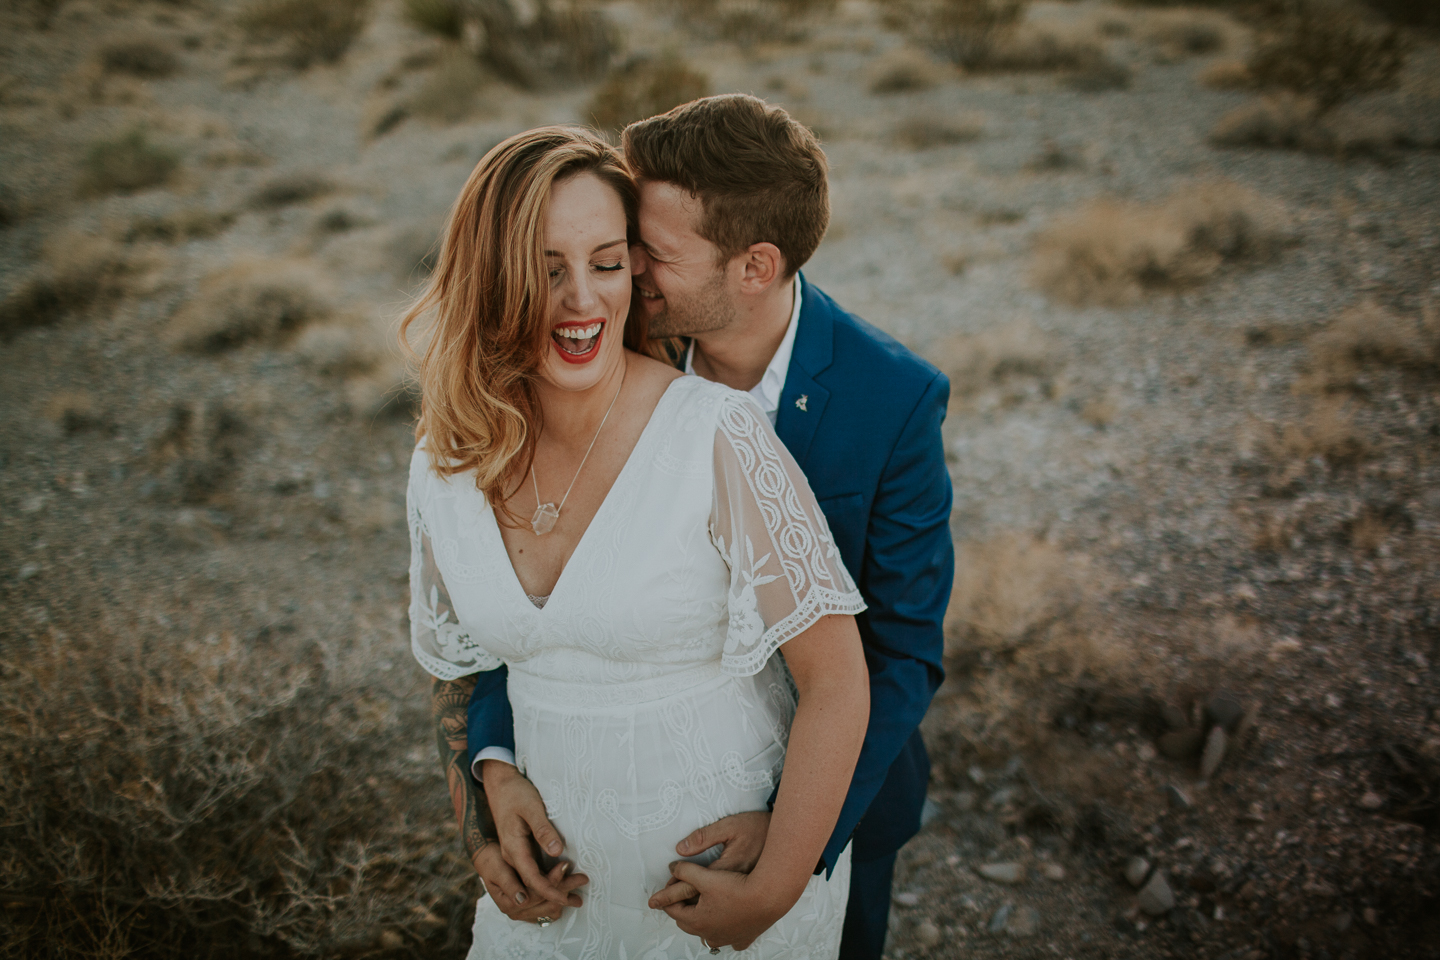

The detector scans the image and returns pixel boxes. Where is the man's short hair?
[621,94,829,277]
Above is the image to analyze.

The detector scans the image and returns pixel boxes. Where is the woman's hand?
[482,759,588,908]
[658,861,793,951]
[474,842,586,923]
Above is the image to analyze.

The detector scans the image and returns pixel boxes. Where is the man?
[451,94,952,959]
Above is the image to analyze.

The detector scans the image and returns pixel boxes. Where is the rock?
[1136,742,1157,762]
[954,790,977,812]
[1234,702,1260,744]
[1205,689,1245,731]
[1137,870,1176,916]
[1363,907,1378,925]
[967,764,986,785]
[920,798,942,827]
[17,563,40,582]
[1161,703,1189,731]
[1359,791,1384,810]
[1200,726,1228,780]
[1040,862,1066,881]
[1165,784,1192,810]
[977,862,1025,885]
[378,930,405,950]
[914,920,941,948]
[1124,856,1151,888]
[1158,727,1204,761]
[987,903,1013,934]
[1239,801,1265,823]
[893,891,920,907]
[1007,905,1040,937]
[987,786,1016,808]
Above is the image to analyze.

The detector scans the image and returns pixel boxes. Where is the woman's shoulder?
[407,435,475,499]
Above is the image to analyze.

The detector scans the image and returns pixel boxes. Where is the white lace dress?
[407,376,866,960]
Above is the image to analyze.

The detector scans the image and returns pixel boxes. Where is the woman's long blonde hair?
[400,126,666,519]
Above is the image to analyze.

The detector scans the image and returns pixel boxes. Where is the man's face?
[631,180,737,338]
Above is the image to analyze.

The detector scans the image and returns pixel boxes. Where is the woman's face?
[537,171,632,394]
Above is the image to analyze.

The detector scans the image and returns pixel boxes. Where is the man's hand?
[656,861,793,951]
[482,759,584,907]
[647,811,771,911]
[473,843,586,923]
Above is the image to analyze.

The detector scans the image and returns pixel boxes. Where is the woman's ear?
[738,242,785,294]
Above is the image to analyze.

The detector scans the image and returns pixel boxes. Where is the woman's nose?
[563,269,598,312]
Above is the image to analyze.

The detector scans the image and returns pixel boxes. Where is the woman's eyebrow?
[544,238,627,257]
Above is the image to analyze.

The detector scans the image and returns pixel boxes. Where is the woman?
[401,127,869,958]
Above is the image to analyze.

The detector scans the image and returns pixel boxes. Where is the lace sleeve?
[408,465,503,680]
[710,393,866,677]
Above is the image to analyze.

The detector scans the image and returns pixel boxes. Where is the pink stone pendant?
[531,502,559,536]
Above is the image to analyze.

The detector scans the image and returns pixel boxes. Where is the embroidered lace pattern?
[404,376,861,960]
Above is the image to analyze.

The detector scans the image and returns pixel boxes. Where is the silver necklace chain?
[528,363,626,535]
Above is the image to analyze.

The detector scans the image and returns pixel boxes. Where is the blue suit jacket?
[468,277,952,870]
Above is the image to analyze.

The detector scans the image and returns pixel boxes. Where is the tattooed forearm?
[431,675,497,864]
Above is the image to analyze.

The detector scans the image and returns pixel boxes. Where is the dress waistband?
[507,659,729,710]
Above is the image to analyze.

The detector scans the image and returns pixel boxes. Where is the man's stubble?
[642,265,736,339]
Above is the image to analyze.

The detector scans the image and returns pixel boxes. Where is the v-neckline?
[489,376,685,612]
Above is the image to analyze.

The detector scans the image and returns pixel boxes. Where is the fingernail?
[561,862,571,877]
[548,841,562,855]
[514,892,527,904]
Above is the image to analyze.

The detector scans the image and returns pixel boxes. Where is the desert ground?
[2,0,1438,957]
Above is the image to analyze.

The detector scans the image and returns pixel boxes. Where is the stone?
[1137,870,1176,916]
[1124,856,1151,888]
[1040,862,1066,881]
[17,563,39,582]
[1161,703,1189,731]
[1007,905,1040,937]
[977,862,1026,885]
[1165,784,1192,810]
[893,891,920,907]
[954,790,977,812]
[1136,742,1157,762]
[987,903,1013,934]
[914,920,941,948]
[1359,791,1384,810]
[1205,689,1245,731]
[1235,702,1260,744]
[1200,726,1228,780]
[378,930,405,950]
[1158,728,1204,761]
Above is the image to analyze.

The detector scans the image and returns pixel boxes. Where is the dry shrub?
[403,0,464,39]
[238,0,372,68]
[124,208,236,244]
[1199,58,1253,89]
[1268,397,1371,469]
[99,36,180,78]
[467,0,616,89]
[166,260,332,353]
[1025,137,1083,171]
[410,48,491,123]
[77,127,179,196]
[675,0,835,46]
[1210,93,1416,155]
[1142,9,1227,58]
[923,0,1029,70]
[44,390,112,434]
[1246,2,1408,113]
[0,620,471,959]
[945,533,1114,678]
[1033,180,1296,307]
[867,46,948,93]
[248,172,335,209]
[927,318,1060,401]
[894,114,984,149]
[588,55,710,134]
[0,234,145,340]
[1298,300,1438,392]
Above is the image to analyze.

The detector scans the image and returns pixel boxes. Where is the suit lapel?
[775,274,835,469]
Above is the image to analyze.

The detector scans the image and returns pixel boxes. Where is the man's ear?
[736,242,786,295]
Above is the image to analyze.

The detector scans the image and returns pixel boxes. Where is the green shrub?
[248,172,335,209]
[1246,2,1408,113]
[587,55,710,134]
[78,128,179,196]
[124,209,236,244]
[403,0,464,39]
[238,0,372,68]
[99,37,180,77]
[483,1,617,89]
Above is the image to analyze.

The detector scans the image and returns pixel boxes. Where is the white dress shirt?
[471,277,803,778]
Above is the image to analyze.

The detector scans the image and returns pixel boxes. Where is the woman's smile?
[552,318,606,363]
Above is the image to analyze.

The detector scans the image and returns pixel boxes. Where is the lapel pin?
[795,394,808,412]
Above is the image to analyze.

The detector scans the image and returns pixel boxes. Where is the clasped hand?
[479,765,783,949]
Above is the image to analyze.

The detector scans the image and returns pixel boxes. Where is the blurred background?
[1,0,1437,957]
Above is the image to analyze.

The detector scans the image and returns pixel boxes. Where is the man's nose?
[629,245,650,275]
